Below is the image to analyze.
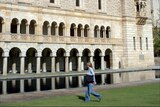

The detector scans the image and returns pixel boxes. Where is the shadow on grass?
[77,95,85,101]
[76,95,100,102]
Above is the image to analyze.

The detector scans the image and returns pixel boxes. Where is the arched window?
[106,26,111,38]
[146,37,148,50]
[51,22,57,35]
[77,24,82,37]
[84,25,89,37]
[94,25,99,38]
[133,37,136,50]
[70,23,76,37]
[59,22,65,36]
[100,26,105,38]
[29,20,36,34]
[11,18,18,33]
[140,37,142,50]
[0,17,3,33]
[20,19,27,34]
[43,21,49,35]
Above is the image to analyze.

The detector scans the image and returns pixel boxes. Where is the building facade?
[0,0,155,94]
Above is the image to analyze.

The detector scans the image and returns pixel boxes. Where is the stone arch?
[26,48,38,73]
[70,48,79,71]
[11,18,19,33]
[70,23,76,37]
[20,19,28,34]
[77,24,83,37]
[100,26,105,38]
[8,47,21,74]
[94,25,99,38]
[105,49,112,69]
[0,48,4,74]
[59,22,65,36]
[84,24,89,37]
[51,21,57,35]
[56,48,66,72]
[43,21,50,35]
[29,20,37,34]
[94,49,102,69]
[82,48,91,70]
[106,26,111,38]
[0,17,4,33]
[41,48,52,72]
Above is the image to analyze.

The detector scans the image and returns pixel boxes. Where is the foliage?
[153,27,160,57]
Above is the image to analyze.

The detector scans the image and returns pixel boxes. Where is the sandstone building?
[0,0,155,94]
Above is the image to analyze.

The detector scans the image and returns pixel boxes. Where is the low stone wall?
[155,57,160,78]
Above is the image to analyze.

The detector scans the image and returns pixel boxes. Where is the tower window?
[133,37,136,50]
[98,0,102,10]
[76,0,80,7]
[50,0,54,3]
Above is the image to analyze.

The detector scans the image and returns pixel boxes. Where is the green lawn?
[1,83,160,106]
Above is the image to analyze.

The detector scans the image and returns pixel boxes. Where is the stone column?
[3,56,8,75]
[103,30,106,38]
[56,58,60,72]
[55,26,59,36]
[81,28,84,37]
[97,29,100,38]
[69,60,72,71]
[20,56,25,74]
[51,56,56,73]
[63,26,65,36]
[74,27,77,37]
[78,55,82,87]
[1,21,5,33]
[20,79,24,93]
[2,80,7,94]
[87,28,90,37]
[90,55,94,69]
[42,62,46,72]
[17,22,20,34]
[36,78,41,92]
[81,61,84,71]
[48,25,51,35]
[36,56,41,74]
[101,56,105,70]
[65,56,69,88]
[101,55,106,84]
[12,60,17,74]
[34,23,38,35]
[28,58,32,73]
[78,56,82,71]
[26,23,29,35]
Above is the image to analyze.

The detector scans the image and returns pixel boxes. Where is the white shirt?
[87,67,96,82]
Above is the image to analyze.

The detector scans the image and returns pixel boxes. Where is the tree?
[152,6,160,57]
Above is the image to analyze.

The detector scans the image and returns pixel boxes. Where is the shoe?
[85,100,90,102]
[97,95,102,102]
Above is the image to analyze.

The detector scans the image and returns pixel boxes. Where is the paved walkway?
[0,79,160,104]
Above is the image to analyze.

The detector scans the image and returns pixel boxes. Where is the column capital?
[17,22,20,25]
[47,25,51,28]
[1,20,5,24]
[55,25,59,28]
[26,23,29,26]
[34,23,38,26]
